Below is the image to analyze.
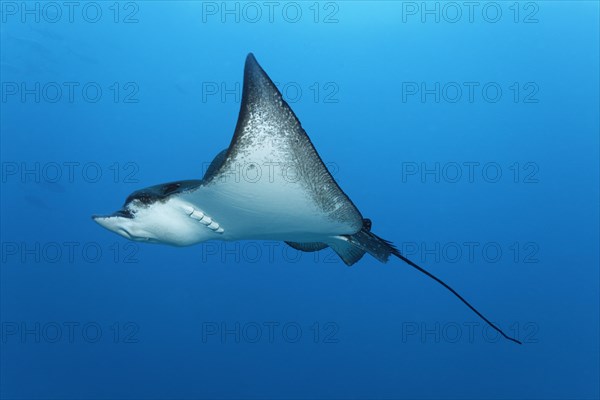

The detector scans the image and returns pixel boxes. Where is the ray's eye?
[136,194,153,205]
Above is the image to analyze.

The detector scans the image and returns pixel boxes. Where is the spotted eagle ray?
[93,53,521,344]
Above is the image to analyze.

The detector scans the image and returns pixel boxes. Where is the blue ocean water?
[1,1,599,399]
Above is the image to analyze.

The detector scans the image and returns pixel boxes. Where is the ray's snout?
[92,208,133,223]
[92,214,117,230]
[92,213,134,240]
[92,209,133,233]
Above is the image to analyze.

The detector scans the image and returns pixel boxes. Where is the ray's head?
[92,180,201,245]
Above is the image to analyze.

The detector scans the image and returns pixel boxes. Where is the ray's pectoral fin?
[199,53,364,237]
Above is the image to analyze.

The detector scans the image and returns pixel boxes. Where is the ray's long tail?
[345,223,522,345]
